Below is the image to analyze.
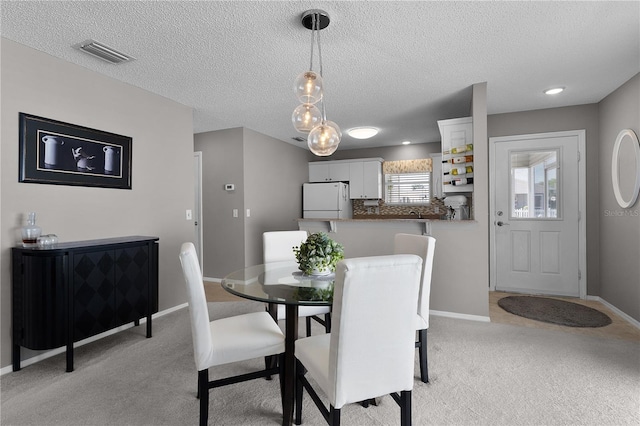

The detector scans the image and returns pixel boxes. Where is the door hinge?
[578,151,581,162]
[578,211,582,221]
[578,270,582,280]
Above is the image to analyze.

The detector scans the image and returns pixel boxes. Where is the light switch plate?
[185,209,192,220]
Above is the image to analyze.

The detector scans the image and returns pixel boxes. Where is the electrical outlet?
[246,209,251,217]
[185,209,192,220]
[233,209,238,218]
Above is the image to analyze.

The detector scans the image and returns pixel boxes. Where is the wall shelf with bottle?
[438,117,473,194]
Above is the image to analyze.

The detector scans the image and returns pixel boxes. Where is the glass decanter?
[22,212,42,247]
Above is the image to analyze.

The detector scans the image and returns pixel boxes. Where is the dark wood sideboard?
[12,236,159,372]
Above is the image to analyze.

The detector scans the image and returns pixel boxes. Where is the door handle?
[496,221,510,226]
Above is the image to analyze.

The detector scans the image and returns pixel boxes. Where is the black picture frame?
[19,113,132,189]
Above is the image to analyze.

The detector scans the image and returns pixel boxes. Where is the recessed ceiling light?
[347,127,379,139]
[544,87,564,95]
[402,141,411,145]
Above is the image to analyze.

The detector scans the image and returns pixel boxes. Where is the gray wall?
[488,104,601,296]
[598,74,640,320]
[1,39,195,369]
[302,83,491,318]
[329,142,441,162]
[194,128,312,278]
[194,128,246,278]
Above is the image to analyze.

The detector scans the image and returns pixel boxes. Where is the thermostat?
[224,183,235,191]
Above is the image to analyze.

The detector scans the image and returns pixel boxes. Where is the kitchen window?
[385,172,431,205]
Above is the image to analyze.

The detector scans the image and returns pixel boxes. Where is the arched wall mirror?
[611,128,640,208]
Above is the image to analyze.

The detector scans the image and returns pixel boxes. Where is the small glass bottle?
[442,155,473,164]
[22,212,42,247]
[444,165,473,176]
[451,177,474,186]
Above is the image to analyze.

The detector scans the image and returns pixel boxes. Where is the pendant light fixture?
[292,9,341,156]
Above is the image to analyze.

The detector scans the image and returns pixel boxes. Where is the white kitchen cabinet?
[438,117,473,194]
[349,160,382,199]
[308,162,351,182]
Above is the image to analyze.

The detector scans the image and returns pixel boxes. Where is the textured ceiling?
[1,1,639,151]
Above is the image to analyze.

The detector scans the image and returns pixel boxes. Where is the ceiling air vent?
[73,39,135,64]
[292,136,306,142]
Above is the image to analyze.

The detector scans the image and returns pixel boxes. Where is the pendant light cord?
[308,14,316,71]
[315,13,327,122]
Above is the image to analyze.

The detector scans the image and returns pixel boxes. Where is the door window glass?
[509,150,559,219]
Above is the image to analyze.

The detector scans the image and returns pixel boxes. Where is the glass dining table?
[221,261,334,426]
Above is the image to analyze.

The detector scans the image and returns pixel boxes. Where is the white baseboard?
[6,295,635,376]
[431,309,491,323]
[1,303,189,376]
[586,295,640,329]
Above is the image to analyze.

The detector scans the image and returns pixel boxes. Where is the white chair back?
[329,254,422,408]
[263,230,308,264]
[394,234,436,330]
[179,242,213,371]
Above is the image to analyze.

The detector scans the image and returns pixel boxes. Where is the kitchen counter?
[352,213,441,220]
[297,216,477,234]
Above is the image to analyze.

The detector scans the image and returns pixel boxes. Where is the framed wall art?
[19,113,132,189]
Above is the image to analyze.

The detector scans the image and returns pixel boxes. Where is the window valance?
[382,158,432,174]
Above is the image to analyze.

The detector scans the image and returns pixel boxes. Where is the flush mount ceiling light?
[72,39,135,64]
[292,9,341,157]
[347,127,379,139]
[544,87,565,95]
[402,141,411,145]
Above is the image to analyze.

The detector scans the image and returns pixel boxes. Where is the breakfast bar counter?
[297,216,477,234]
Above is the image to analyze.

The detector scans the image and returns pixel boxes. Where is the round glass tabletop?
[221,261,334,306]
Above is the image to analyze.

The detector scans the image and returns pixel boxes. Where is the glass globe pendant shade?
[324,120,342,139]
[294,71,323,104]
[308,122,341,156]
[292,103,322,133]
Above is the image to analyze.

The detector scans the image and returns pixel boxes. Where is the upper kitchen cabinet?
[308,161,351,182]
[438,117,474,194]
[349,159,383,199]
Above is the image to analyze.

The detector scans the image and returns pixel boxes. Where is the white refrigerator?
[303,182,352,219]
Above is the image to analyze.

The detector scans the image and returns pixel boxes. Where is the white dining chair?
[295,254,422,426]
[394,233,436,383]
[179,242,285,426]
[263,231,332,336]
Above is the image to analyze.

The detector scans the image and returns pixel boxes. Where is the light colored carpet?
[2,301,639,426]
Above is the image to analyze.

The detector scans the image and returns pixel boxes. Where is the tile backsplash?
[352,197,448,217]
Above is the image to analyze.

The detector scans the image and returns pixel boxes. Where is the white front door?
[490,131,586,298]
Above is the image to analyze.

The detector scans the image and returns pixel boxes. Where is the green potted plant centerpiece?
[293,232,344,276]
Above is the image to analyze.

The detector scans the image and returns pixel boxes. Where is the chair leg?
[324,313,331,333]
[418,329,429,383]
[198,369,209,426]
[306,317,312,337]
[400,390,411,426]
[295,360,304,425]
[279,353,286,421]
[265,355,277,380]
[329,405,341,426]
